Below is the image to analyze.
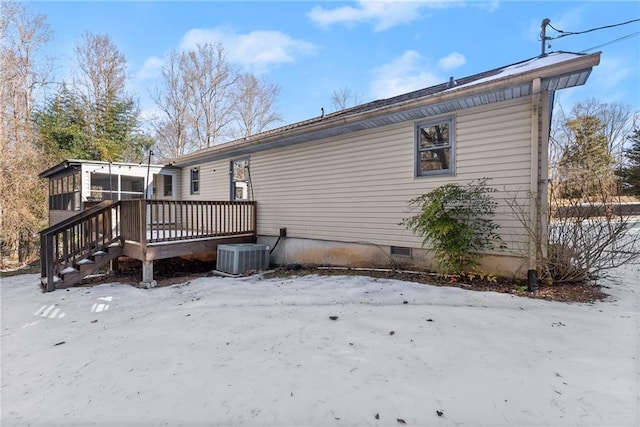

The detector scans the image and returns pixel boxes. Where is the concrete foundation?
[258,235,528,280]
[139,260,157,289]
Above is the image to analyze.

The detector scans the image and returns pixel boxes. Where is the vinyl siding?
[185,97,534,254]
[180,161,230,201]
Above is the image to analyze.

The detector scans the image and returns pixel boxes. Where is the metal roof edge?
[171,51,601,168]
[39,159,176,178]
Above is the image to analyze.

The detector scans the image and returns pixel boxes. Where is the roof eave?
[39,159,178,178]
[172,52,601,168]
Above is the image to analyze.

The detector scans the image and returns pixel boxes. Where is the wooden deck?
[40,200,257,291]
[119,200,256,260]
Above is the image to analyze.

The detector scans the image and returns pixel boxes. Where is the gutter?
[172,52,601,168]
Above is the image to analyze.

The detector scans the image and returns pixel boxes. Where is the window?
[120,176,144,200]
[416,117,455,176]
[49,171,81,211]
[163,175,173,197]
[89,173,119,201]
[190,168,199,194]
[230,159,250,200]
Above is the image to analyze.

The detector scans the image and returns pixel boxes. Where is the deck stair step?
[60,266,80,283]
[60,266,79,274]
[107,245,123,257]
[40,200,124,292]
[57,245,123,288]
[77,258,95,275]
[40,275,63,287]
[90,250,109,264]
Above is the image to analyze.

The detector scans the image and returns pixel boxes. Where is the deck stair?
[40,199,258,291]
[54,242,123,288]
[40,201,122,292]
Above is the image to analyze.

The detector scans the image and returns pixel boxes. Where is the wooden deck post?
[140,260,156,289]
[252,202,257,238]
[44,234,55,292]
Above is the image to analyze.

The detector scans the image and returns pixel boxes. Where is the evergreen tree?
[34,87,152,162]
[617,128,640,195]
[558,115,614,198]
[33,87,89,161]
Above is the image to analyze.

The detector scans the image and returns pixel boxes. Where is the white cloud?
[137,56,164,81]
[307,5,368,28]
[437,52,466,71]
[370,50,442,98]
[474,0,499,13]
[370,50,468,98]
[179,27,228,50]
[179,27,318,73]
[308,0,460,32]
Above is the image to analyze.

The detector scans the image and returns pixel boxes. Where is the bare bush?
[508,178,640,284]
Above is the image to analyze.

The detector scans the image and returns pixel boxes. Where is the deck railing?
[40,199,256,290]
[120,200,257,244]
[40,200,122,291]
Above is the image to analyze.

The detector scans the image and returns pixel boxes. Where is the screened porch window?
[89,173,144,201]
[416,118,455,176]
[49,171,81,211]
[89,173,118,201]
[120,176,144,200]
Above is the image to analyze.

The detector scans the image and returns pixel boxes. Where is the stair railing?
[39,200,122,291]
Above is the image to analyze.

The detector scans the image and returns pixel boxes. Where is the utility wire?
[547,18,640,40]
[581,31,640,53]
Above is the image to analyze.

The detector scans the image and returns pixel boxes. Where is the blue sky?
[34,1,640,126]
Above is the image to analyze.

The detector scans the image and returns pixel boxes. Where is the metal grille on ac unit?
[216,244,270,275]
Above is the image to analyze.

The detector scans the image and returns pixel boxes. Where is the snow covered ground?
[1,265,638,426]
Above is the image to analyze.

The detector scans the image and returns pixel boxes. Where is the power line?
[581,31,640,53]
[547,18,640,40]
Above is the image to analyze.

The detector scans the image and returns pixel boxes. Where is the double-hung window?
[230,159,250,200]
[163,175,173,197]
[416,117,455,176]
[190,168,199,194]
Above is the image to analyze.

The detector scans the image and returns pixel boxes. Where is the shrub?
[402,179,504,274]
[507,178,640,284]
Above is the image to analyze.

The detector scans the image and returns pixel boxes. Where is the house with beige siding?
[168,51,601,279]
[39,51,600,291]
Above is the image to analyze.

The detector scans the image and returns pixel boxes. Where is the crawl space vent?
[217,244,270,275]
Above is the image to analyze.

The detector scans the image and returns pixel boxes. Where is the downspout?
[528,77,542,291]
[538,91,553,284]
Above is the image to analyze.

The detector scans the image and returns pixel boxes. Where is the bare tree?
[73,32,126,110]
[516,97,640,284]
[185,43,237,149]
[152,43,284,155]
[552,98,634,169]
[507,178,640,285]
[151,49,194,160]
[0,2,51,263]
[229,73,282,139]
[330,86,364,111]
[70,32,146,161]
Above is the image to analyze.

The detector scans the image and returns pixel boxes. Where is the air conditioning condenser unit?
[216,243,270,275]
